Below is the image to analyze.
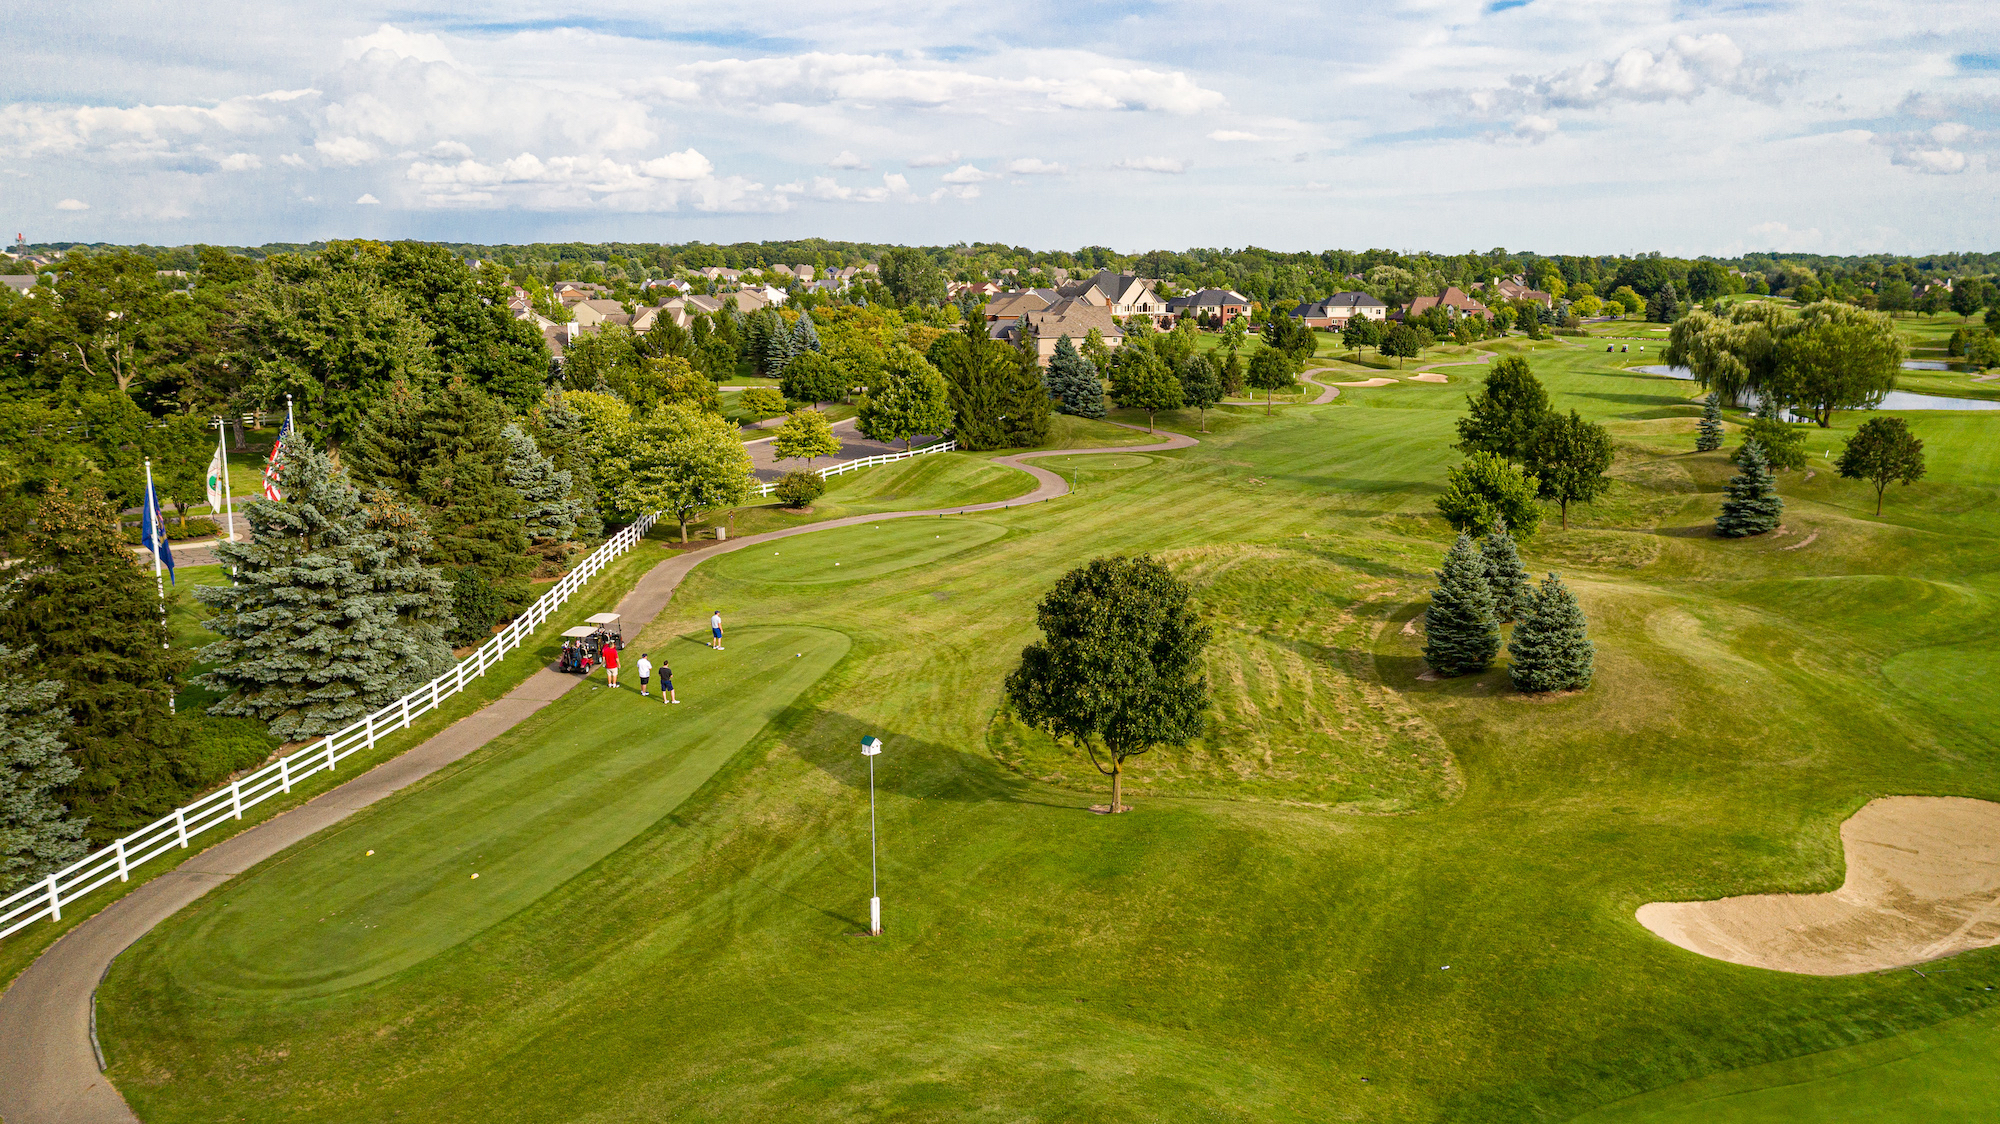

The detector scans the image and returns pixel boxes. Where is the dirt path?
[0,423,1197,1124]
[1638,797,2000,975]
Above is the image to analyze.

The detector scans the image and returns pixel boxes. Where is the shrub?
[774,470,825,508]
[1733,415,1807,471]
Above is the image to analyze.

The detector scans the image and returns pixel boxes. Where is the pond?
[1903,360,1951,371]
[1631,365,2000,412]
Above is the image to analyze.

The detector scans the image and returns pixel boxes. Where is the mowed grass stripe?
[130,625,849,999]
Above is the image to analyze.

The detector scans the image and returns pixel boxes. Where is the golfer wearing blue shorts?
[710,610,724,650]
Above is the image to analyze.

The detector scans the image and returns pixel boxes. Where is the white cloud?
[1208,130,1269,142]
[908,150,960,167]
[342,24,456,66]
[1872,121,1976,175]
[639,148,714,180]
[1747,221,1823,250]
[1889,146,1968,174]
[1006,157,1066,174]
[279,153,308,168]
[217,152,262,171]
[828,149,868,169]
[662,52,1224,116]
[1114,156,1186,173]
[429,140,474,158]
[55,198,89,210]
[940,163,999,184]
[355,193,380,204]
[1434,34,1792,118]
[315,135,378,165]
[1501,115,1559,145]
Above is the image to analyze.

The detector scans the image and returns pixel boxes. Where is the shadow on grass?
[800,707,1093,812]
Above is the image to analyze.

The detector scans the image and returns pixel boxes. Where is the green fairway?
[97,336,2000,1122]
[1574,1004,2000,1123]
[711,519,1007,585]
[112,625,848,1000]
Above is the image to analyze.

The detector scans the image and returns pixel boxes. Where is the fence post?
[174,807,189,848]
[325,737,338,772]
[365,712,377,750]
[231,780,244,820]
[46,874,60,922]
[279,753,291,793]
[401,693,413,730]
[115,837,129,882]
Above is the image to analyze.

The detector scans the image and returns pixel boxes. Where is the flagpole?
[145,458,174,715]
[217,421,235,544]
[286,393,294,434]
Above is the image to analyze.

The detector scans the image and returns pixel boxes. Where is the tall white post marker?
[862,736,883,935]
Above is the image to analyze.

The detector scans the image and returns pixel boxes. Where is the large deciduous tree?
[1178,353,1224,432]
[1456,357,1552,463]
[199,441,455,740]
[1837,416,1926,516]
[1109,346,1183,432]
[618,403,754,542]
[1245,347,1297,416]
[1769,315,1903,427]
[1436,452,1543,538]
[779,350,848,405]
[1523,409,1614,530]
[880,249,948,308]
[774,408,842,466]
[857,346,953,451]
[1005,555,1211,814]
[1423,534,1500,677]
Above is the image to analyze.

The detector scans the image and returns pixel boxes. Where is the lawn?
[93,342,2000,1122]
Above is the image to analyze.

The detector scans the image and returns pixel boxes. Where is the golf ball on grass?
[471,873,479,879]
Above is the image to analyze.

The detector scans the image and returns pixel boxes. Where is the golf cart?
[559,626,599,674]
[586,613,624,649]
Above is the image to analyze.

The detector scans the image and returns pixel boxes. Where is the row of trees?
[1437,359,1616,534]
[1665,300,1904,426]
[1423,526,1594,692]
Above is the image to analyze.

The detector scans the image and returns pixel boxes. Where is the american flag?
[262,417,291,501]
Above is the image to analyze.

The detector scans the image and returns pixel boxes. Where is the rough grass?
[89,340,2000,1123]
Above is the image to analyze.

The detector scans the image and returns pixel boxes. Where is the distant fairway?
[711,518,1007,585]
[129,625,848,999]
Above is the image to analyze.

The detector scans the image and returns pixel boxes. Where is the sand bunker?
[1408,373,1450,383]
[1333,377,1398,387]
[1638,797,2000,975]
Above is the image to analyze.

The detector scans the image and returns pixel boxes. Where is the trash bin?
[715,527,727,541]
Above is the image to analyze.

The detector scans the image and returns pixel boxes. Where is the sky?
[3,1,1997,256]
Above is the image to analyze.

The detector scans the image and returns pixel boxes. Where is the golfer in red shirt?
[602,639,620,688]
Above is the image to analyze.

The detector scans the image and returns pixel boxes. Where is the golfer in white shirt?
[710,610,724,650]
[636,653,654,696]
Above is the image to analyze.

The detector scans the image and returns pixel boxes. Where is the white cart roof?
[586,613,621,625]
[561,626,597,637]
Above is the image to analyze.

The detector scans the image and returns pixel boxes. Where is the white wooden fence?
[751,438,957,496]
[0,512,659,941]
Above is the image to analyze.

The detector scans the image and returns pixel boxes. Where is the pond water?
[1903,360,1951,371]
[1632,365,2000,412]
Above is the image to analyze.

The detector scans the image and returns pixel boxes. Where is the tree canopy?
[1837,416,1925,516]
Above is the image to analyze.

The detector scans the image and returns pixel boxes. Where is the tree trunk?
[1876,486,1885,516]
[1199,408,1207,433]
[1561,500,1569,530]
[1147,410,1154,434]
[1265,388,1272,417]
[1110,759,1124,813]
[232,416,246,449]
[679,518,688,543]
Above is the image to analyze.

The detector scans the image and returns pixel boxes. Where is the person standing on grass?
[603,638,620,687]
[710,610,724,650]
[662,660,678,704]
[636,652,653,697]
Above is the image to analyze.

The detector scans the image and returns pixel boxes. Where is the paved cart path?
[0,424,1198,1124]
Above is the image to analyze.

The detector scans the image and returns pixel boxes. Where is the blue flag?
[142,476,175,583]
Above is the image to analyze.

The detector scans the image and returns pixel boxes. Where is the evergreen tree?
[1646,282,1679,323]
[1480,518,1535,623]
[1696,391,1725,452]
[503,423,581,544]
[762,313,797,377]
[0,621,87,892]
[1045,335,1106,418]
[353,380,530,641]
[0,489,192,842]
[526,390,603,540]
[199,440,456,741]
[791,310,822,355]
[1715,437,1784,537]
[1507,573,1595,693]
[1423,534,1501,677]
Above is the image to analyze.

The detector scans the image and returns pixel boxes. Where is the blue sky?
[4,1,1996,254]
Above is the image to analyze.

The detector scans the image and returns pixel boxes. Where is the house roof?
[1166,288,1251,312]
[1024,299,1125,341]
[2,276,39,294]
[1292,291,1386,317]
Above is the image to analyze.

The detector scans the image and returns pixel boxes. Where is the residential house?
[2,276,39,297]
[1165,288,1252,325]
[570,299,632,329]
[983,290,1055,329]
[1291,292,1387,328]
[1060,271,1167,322]
[1403,287,1490,321]
[1487,275,1553,308]
[1017,299,1126,365]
